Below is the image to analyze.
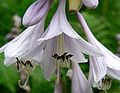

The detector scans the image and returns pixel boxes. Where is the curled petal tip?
[82,0,99,9]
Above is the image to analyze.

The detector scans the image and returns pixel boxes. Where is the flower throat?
[53,34,73,68]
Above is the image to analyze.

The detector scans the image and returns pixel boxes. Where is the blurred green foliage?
[0,0,120,93]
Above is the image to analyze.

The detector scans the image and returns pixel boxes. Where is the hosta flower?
[36,0,101,92]
[23,0,54,26]
[76,12,120,91]
[38,0,101,80]
[82,0,99,9]
[0,18,45,66]
[0,16,47,87]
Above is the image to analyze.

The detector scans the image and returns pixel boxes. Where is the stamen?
[96,76,112,92]
[18,74,30,88]
[16,58,21,71]
[56,68,60,84]
[52,52,73,68]
[25,61,33,68]
[15,58,34,72]
[66,54,73,59]
[15,58,36,90]
[17,62,20,71]
[52,54,59,60]
[59,52,68,62]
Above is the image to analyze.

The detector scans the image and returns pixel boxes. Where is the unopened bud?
[69,0,82,12]
[82,0,99,9]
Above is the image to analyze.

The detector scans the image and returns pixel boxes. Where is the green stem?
[104,90,107,93]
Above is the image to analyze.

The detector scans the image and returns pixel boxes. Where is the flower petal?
[39,0,79,41]
[64,34,87,63]
[23,40,47,60]
[87,63,94,89]
[4,57,16,66]
[6,21,44,58]
[31,50,44,64]
[54,81,62,93]
[0,44,8,53]
[38,0,64,41]
[56,7,102,57]
[23,0,51,26]
[38,14,62,41]
[3,25,36,58]
[89,56,107,83]
[107,68,120,80]
[82,0,99,9]
[77,12,120,70]
[59,9,81,39]
[102,47,120,70]
[0,25,35,53]
[57,0,82,39]
[0,18,45,66]
[60,15,102,57]
[72,62,93,93]
[41,39,56,80]
[65,34,102,57]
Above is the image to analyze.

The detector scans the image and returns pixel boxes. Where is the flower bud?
[69,0,82,12]
[82,0,99,9]
[22,0,50,27]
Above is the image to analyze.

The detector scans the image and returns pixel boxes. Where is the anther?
[52,54,59,59]
[52,52,73,68]
[96,76,112,92]
[25,61,33,68]
[16,58,20,71]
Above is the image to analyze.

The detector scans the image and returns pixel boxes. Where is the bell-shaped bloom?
[23,0,54,26]
[72,62,93,93]
[82,0,99,9]
[37,0,101,92]
[0,16,46,66]
[76,12,120,89]
[0,14,47,88]
[37,0,101,81]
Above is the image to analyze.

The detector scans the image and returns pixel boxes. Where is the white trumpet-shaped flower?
[0,15,47,88]
[0,16,46,66]
[34,0,101,93]
[82,0,99,9]
[38,0,101,80]
[23,0,54,26]
[76,12,120,91]
[0,14,47,88]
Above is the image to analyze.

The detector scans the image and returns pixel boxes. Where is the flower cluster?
[0,0,120,93]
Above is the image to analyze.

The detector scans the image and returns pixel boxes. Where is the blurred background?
[0,0,120,93]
